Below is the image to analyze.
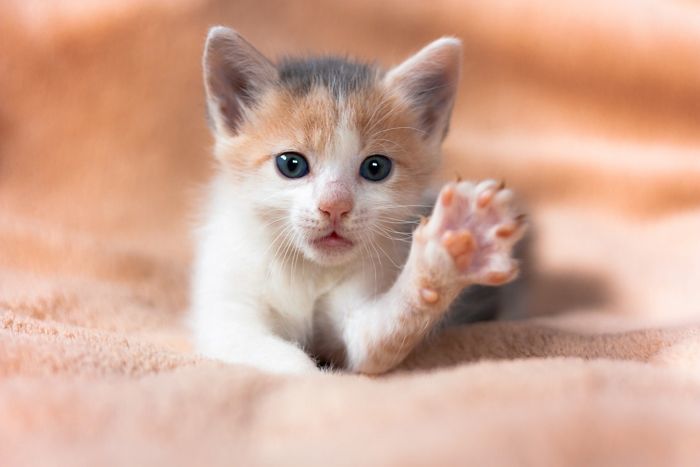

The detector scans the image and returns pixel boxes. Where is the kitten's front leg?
[198,327,319,374]
[343,180,526,374]
[192,304,319,374]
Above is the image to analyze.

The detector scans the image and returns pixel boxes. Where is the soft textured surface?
[1,0,700,465]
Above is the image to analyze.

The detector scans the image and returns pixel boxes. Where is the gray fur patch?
[277,57,378,98]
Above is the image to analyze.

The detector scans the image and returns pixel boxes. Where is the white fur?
[189,124,414,373]
[191,30,470,374]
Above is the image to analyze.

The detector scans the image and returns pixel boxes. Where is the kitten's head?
[203,27,461,267]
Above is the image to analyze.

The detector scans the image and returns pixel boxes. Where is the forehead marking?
[277,57,378,99]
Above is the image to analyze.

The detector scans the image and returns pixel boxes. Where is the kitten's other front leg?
[343,180,526,374]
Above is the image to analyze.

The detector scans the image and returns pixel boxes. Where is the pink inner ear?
[384,38,461,139]
[204,27,276,135]
[318,182,354,222]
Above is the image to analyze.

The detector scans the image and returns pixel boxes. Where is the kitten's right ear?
[203,26,277,136]
[384,38,462,142]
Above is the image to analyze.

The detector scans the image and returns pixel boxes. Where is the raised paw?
[414,179,526,291]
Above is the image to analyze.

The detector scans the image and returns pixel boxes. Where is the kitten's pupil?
[368,161,379,175]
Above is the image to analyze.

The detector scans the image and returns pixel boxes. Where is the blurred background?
[1,0,699,332]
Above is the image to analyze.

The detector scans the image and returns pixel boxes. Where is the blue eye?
[360,155,392,182]
[276,152,309,179]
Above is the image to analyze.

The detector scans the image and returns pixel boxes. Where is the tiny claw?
[497,180,506,190]
[441,186,455,206]
[420,288,439,304]
[455,173,463,182]
[515,213,527,224]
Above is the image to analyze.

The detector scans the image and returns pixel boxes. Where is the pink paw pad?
[418,179,526,287]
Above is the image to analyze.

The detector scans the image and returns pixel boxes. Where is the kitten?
[190,26,526,374]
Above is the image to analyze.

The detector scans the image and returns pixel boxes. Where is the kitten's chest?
[263,268,341,343]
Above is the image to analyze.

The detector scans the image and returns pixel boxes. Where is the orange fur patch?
[215,77,439,190]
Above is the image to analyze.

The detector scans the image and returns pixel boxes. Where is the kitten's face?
[221,85,436,266]
[203,28,461,267]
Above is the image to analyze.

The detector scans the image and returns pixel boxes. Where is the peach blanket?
[2,0,700,465]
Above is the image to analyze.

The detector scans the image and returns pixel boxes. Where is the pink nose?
[318,196,353,223]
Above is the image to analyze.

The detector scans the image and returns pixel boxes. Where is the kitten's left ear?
[384,38,462,142]
[203,26,278,136]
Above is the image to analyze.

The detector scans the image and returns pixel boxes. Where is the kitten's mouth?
[312,231,354,251]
